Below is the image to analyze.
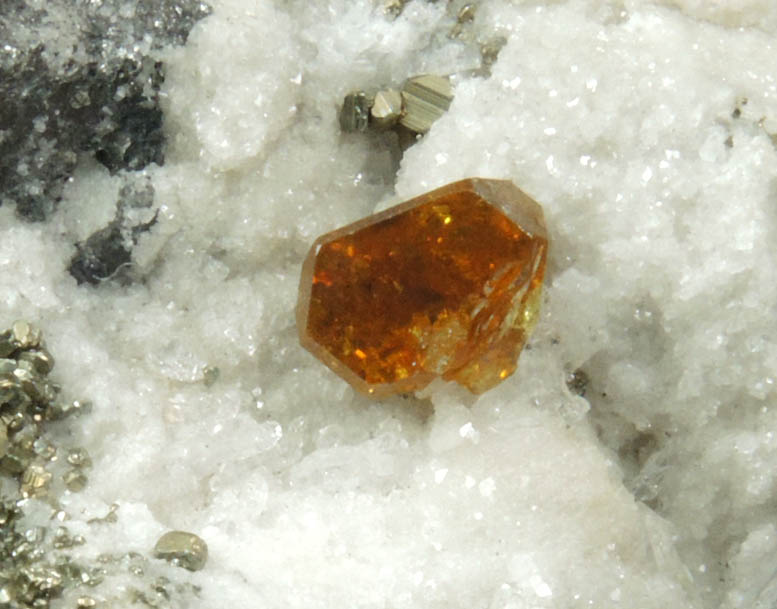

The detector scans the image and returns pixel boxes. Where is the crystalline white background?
[2,0,777,607]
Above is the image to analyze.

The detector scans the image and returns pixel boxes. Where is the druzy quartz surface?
[297,178,547,396]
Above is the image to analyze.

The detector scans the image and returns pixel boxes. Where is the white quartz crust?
[3,0,777,607]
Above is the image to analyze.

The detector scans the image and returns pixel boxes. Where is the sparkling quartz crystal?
[297,178,547,397]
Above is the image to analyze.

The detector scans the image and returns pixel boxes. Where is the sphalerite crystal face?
[297,178,548,397]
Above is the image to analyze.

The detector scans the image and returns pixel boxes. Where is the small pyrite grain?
[153,531,208,571]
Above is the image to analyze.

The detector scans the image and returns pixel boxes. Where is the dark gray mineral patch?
[0,0,211,221]
[68,178,158,285]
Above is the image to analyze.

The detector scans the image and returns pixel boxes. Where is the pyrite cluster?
[0,321,91,494]
[339,74,454,136]
[0,320,97,608]
[0,320,209,608]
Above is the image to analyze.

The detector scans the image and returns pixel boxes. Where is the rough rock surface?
[2,1,777,608]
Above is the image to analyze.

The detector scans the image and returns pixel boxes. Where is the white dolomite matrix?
[2,0,777,607]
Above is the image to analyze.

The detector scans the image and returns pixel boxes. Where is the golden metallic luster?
[153,531,209,571]
[0,320,41,357]
[63,468,88,492]
[20,463,52,498]
[399,74,453,134]
[370,88,402,129]
[297,178,548,397]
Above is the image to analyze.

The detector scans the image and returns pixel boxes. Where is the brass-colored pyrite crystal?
[339,74,454,137]
[339,91,372,133]
[297,178,548,397]
[0,319,109,609]
[153,531,208,571]
[398,74,453,134]
[370,88,402,129]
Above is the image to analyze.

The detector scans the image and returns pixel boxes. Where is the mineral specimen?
[297,178,548,397]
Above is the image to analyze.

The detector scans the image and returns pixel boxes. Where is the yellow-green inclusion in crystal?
[297,178,548,397]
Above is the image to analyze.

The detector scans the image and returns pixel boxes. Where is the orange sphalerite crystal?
[297,178,548,397]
